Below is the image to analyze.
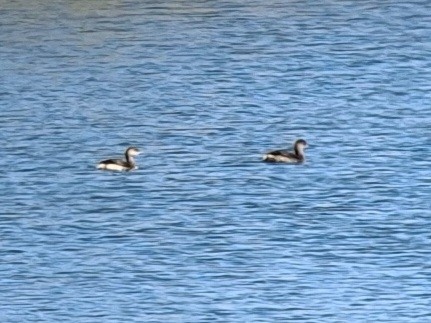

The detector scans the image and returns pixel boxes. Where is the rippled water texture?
[1,0,431,322]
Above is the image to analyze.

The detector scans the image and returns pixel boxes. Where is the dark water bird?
[97,147,141,171]
[263,139,308,163]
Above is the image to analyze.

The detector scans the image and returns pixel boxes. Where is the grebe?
[263,139,308,163]
[97,147,141,171]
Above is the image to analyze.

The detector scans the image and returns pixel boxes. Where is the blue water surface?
[1,0,431,322]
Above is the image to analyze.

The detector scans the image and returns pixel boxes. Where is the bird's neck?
[295,145,305,158]
[125,153,136,166]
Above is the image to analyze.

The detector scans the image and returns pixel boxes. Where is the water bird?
[97,147,141,171]
[262,139,308,163]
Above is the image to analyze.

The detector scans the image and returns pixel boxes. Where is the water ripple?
[1,0,431,322]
